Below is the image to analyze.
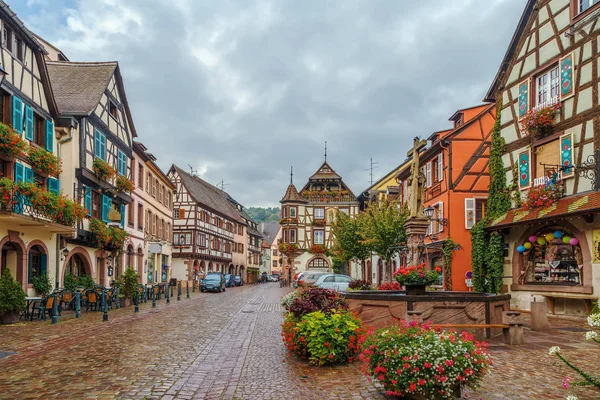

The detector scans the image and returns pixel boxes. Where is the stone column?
[404,216,429,266]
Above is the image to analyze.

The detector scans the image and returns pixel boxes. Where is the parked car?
[268,275,279,282]
[298,272,327,288]
[200,274,226,292]
[224,274,232,287]
[313,274,353,292]
[292,272,305,288]
[271,274,280,281]
[233,276,243,286]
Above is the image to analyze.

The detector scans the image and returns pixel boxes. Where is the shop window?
[522,227,583,285]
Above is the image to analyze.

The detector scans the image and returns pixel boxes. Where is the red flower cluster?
[394,264,441,286]
[115,175,135,193]
[524,184,563,210]
[28,146,62,177]
[89,218,129,250]
[0,124,28,158]
[92,158,116,183]
[520,103,560,137]
[278,242,299,254]
[310,244,327,254]
[377,282,402,291]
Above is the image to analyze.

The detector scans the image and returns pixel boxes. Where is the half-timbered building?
[46,59,136,287]
[397,104,496,291]
[278,161,359,278]
[168,165,244,281]
[485,0,600,315]
[261,222,282,275]
[0,3,68,294]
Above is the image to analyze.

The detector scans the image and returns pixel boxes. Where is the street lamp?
[424,205,448,226]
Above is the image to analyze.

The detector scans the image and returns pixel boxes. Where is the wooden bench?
[435,312,524,345]
[541,294,598,315]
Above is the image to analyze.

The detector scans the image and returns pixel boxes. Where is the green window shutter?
[45,120,54,152]
[84,187,92,216]
[102,194,111,222]
[518,80,529,118]
[40,254,47,277]
[25,105,33,141]
[94,129,101,158]
[12,96,23,133]
[100,133,106,160]
[559,53,574,100]
[48,177,60,195]
[120,204,125,227]
[518,150,531,189]
[24,166,34,183]
[117,150,126,175]
[14,163,24,182]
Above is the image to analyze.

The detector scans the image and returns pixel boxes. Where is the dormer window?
[455,115,463,128]
[109,100,118,119]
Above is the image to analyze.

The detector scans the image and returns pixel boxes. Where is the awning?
[487,191,600,230]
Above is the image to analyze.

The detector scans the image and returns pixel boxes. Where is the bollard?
[143,284,148,303]
[192,280,196,293]
[166,284,170,304]
[115,286,121,309]
[51,294,59,324]
[186,281,190,298]
[152,286,157,308]
[134,292,139,313]
[102,290,109,322]
[177,282,181,301]
[75,291,81,318]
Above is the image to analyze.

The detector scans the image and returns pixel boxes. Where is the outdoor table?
[23,297,42,320]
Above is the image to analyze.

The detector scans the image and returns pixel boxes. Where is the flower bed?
[524,183,563,210]
[282,287,363,366]
[281,289,302,310]
[92,158,116,183]
[0,124,27,159]
[115,175,135,193]
[520,103,560,137]
[395,264,441,287]
[28,146,62,177]
[361,321,492,399]
[89,218,129,250]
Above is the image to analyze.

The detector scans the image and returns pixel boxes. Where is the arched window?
[307,258,329,269]
[66,254,85,276]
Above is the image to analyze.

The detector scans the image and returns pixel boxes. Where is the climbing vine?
[470,101,511,293]
[442,237,455,290]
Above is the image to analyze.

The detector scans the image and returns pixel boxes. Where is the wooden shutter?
[438,202,444,233]
[559,53,574,100]
[437,153,443,181]
[45,120,54,152]
[465,198,475,229]
[117,150,126,175]
[24,166,33,183]
[12,96,22,133]
[518,79,530,117]
[24,105,33,140]
[518,149,531,189]
[47,178,59,195]
[14,163,23,182]
[178,208,185,219]
[120,204,125,227]
[426,162,432,187]
[85,187,92,216]
[101,195,111,222]
[534,139,559,178]
[100,133,106,160]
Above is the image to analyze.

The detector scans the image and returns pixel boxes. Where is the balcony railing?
[533,171,564,187]
[302,194,354,203]
[2,192,77,227]
[531,96,559,113]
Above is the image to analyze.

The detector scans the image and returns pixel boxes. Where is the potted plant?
[520,103,560,137]
[28,146,62,177]
[361,321,492,399]
[92,158,116,183]
[31,274,52,296]
[0,123,28,159]
[115,175,135,193]
[347,279,373,291]
[394,264,441,295]
[524,183,563,210]
[0,268,26,324]
[121,267,139,307]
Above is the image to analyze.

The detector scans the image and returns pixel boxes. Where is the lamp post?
[424,205,448,227]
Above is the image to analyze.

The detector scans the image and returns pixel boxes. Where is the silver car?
[313,273,353,292]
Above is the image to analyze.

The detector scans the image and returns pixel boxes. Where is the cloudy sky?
[14,0,525,207]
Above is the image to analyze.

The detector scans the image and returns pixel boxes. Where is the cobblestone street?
[0,284,599,399]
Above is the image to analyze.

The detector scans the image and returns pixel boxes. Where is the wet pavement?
[0,283,599,399]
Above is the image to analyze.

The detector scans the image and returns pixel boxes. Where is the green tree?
[361,200,408,275]
[331,211,371,269]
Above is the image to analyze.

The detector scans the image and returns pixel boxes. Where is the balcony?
[425,182,442,201]
[302,194,354,203]
[532,171,564,187]
[0,194,76,235]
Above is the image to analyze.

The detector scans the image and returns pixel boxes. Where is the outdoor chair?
[85,290,99,311]
[60,291,73,311]
[31,295,58,321]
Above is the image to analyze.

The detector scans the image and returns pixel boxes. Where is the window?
[117,150,127,176]
[282,229,288,243]
[475,199,486,224]
[153,214,157,235]
[425,162,432,187]
[2,26,11,51]
[33,115,45,148]
[198,233,207,248]
[128,201,135,226]
[158,219,163,239]
[465,198,486,229]
[339,208,349,215]
[146,210,151,234]
[578,0,600,13]
[534,139,559,179]
[308,258,328,269]
[289,229,297,244]
[166,223,170,241]
[16,37,24,62]
[131,160,136,184]
[152,178,157,197]
[94,129,106,160]
[174,208,185,219]
[524,227,582,284]
[174,233,191,245]
[146,172,151,193]
[455,115,463,128]
[137,204,143,230]
[313,229,324,245]
[536,66,559,107]
[138,165,144,188]
[92,191,101,219]
[289,207,297,218]
[109,100,118,119]
[159,185,164,203]
[314,208,324,220]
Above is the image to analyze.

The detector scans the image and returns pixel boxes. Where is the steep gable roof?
[281,183,308,203]
[308,161,342,181]
[261,222,281,246]
[173,165,244,223]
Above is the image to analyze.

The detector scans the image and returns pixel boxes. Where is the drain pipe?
[55,126,73,288]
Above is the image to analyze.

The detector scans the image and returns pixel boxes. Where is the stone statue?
[406,137,427,218]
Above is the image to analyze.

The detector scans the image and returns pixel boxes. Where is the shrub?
[288,287,348,319]
[394,264,441,286]
[281,290,302,310]
[121,267,139,299]
[28,146,62,176]
[361,321,492,399]
[348,279,373,291]
[79,275,95,289]
[64,274,95,291]
[92,158,116,183]
[32,274,53,295]
[0,268,26,314]
[378,282,402,291]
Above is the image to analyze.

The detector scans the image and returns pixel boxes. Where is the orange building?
[396,104,496,291]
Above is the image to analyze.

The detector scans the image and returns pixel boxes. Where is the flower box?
[524,183,563,210]
[115,175,135,193]
[92,158,116,183]
[89,218,129,250]
[0,124,27,159]
[309,244,327,254]
[520,103,560,138]
[28,146,62,177]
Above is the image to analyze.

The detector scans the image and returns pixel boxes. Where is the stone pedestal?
[404,217,429,266]
[531,301,550,331]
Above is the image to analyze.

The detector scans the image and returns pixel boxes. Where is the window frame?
[289,207,297,218]
[314,208,325,220]
[535,65,560,108]
[313,229,325,245]
[289,228,297,244]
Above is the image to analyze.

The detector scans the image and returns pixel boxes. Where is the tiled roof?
[174,166,244,224]
[281,184,307,203]
[47,61,117,115]
[261,222,281,245]
[487,191,600,230]
[308,162,342,181]
[247,225,264,238]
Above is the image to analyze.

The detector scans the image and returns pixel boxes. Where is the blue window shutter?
[28,256,32,284]
[24,167,34,183]
[25,105,33,141]
[84,187,92,216]
[100,133,106,160]
[45,120,54,152]
[120,204,125,227]
[48,178,60,195]
[117,150,126,175]
[40,254,47,277]
[94,129,101,158]
[14,163,24,183]
[12,96,23,133]
[102,194,111,222]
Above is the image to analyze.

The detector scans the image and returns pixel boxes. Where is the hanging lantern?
[523,242,532,249]
[563,236,572,244]
[553,231,563,238]
[570,238,579,246]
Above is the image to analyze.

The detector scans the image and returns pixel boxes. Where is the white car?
[313,274,353,292]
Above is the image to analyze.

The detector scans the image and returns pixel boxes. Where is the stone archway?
[200,260,206,275]
[229,264,234,274]
[61,247,94,287]
[0,233,26,290]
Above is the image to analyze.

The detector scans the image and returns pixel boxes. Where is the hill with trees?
[245,207,281,224]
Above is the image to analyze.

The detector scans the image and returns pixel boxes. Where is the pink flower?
[562,377,571,389]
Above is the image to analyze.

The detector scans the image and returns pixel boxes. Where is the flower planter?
[404,283,427,296]
[0,310,19,324]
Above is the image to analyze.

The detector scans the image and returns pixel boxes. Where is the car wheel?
[223,287,226,292]
[200,289,205,292]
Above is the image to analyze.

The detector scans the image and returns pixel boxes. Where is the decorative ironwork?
[2,193,75,227]
[540,149,600,190]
